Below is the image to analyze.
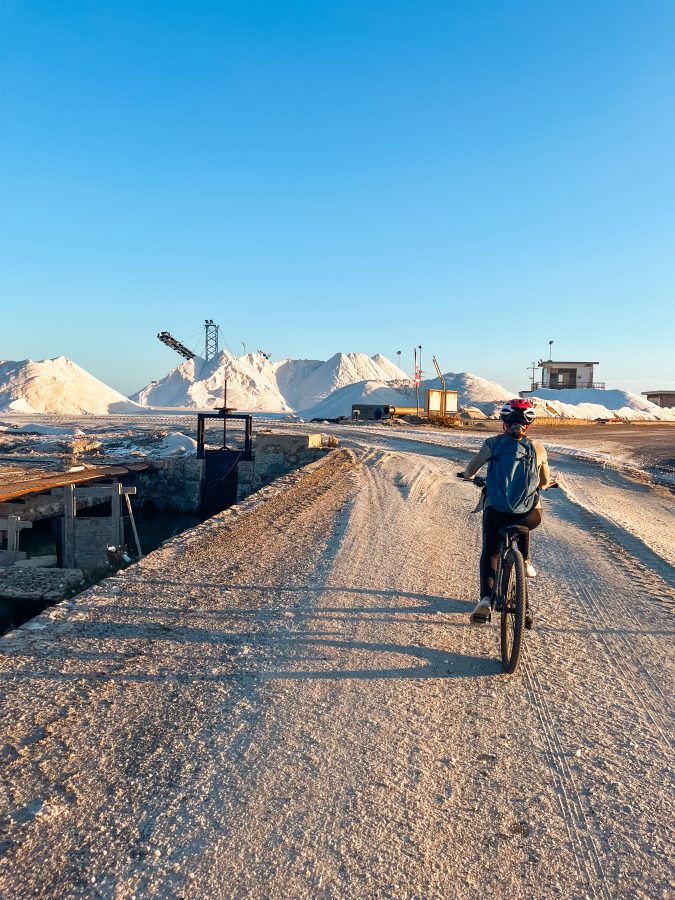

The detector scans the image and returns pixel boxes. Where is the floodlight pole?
[414,348,419,416]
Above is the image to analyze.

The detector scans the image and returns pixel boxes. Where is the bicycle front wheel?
[500,549,527,674]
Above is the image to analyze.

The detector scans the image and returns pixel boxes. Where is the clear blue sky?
[1,0,673,397]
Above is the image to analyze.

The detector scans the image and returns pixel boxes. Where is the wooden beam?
[110,483,122,546]
[0,517,33,532]
[63,484,76,568]
[51,486,137,498]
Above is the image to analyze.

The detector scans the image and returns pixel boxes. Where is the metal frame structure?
[157,332,196,360]
[204,319,219,360]
[196,410,253,460]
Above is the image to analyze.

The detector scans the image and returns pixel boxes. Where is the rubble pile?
[0,566,85,602]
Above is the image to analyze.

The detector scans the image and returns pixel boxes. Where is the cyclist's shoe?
[525,607,534,630]
[525,559,537,578]
[470,597,492,625]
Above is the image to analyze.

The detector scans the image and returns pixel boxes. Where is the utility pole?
[396,349,402,373]
[433,355,446,417]
[529,361,537,390]
[242,341,246,356]
[548,340,554,360]
[414,348,419,416]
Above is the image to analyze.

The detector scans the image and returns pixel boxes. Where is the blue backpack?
[486,435,540,514]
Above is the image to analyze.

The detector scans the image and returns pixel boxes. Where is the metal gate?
[202,449,240,515]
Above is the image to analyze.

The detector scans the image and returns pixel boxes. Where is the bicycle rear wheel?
[500,549,527,674]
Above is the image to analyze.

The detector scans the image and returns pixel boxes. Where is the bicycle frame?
[491,531,522,612]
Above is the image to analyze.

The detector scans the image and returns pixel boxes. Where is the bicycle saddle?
[499,524,530,538]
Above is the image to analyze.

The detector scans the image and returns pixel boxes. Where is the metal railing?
[529,382,605,390]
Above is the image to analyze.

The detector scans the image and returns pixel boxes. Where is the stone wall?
[128,459,206,512]
[70,518,120,574]
[248,432,329,493]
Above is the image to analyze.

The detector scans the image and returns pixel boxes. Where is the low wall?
[248,432,329,493]
[129,459,206,512]
[70,518,121,574]
[126,435,333,509]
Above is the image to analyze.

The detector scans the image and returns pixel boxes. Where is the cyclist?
[458,398,555,626]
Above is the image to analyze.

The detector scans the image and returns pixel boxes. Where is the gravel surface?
[0,438,673,899]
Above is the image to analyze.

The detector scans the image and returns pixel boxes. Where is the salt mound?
[133,351,409,412]
[160,432,198,457]
[0,357,144,415]
[301,380,415,419]
[423,372,513,404]
[133,352,292,411]
[530,388,675,421]
[302,370,514,419]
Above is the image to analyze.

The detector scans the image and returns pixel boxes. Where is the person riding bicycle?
[459,398,555,626]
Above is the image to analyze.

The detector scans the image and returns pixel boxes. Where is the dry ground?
[0,430,673,899]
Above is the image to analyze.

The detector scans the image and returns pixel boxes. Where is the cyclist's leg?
[515,507,542,561]
[479,506,503,597]
[472,507,504,623]
[514,507,542,628]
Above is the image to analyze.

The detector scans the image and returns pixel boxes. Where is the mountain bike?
[470,475,529,674]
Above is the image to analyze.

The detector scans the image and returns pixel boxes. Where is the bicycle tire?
[500,548,527,674]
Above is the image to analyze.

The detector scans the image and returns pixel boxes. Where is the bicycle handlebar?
[457,473,558,490]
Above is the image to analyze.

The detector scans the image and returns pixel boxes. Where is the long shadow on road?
[0,583,502,681]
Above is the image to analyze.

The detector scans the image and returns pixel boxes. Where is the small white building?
[535,360,602,390]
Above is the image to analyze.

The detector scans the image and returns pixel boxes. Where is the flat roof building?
[534,360,602,390]
[642,391,675,408]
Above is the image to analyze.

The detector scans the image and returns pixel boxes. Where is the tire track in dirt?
[520,503,673,894]
[521,654,612,899]
[540,516,673,757]
[542,493,674,749]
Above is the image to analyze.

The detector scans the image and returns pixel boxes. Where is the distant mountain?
[0,357,143,415]
[132,351,410,412]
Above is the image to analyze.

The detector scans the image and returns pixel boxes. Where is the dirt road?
[0,436,673,898]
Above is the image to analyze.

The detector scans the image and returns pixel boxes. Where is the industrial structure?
[157,332,195,360]
[157,319,221,362]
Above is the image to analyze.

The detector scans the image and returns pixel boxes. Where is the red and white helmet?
[500,398,536,426]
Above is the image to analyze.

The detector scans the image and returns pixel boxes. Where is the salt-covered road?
[0,434,673,899]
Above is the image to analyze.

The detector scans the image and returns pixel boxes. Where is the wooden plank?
[0,465,152,503]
